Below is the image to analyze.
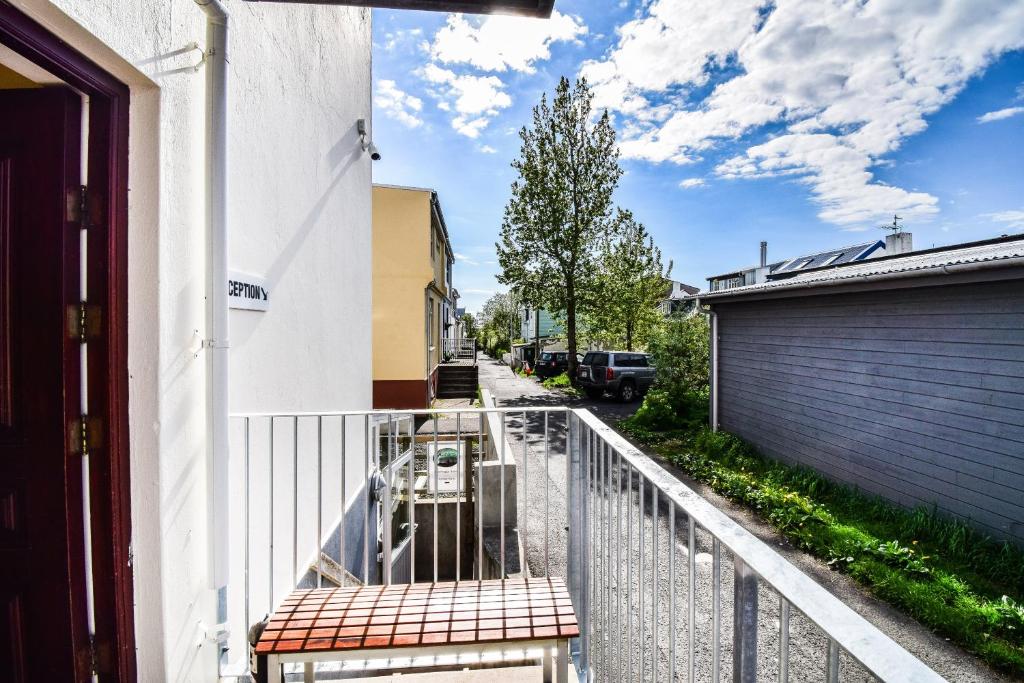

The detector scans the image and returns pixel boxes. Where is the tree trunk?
[566,286,578,382]
[626,319,633,351]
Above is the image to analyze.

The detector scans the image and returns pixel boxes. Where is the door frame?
[0,5,135,681]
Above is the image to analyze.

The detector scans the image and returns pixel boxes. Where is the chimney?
[885,232,913,256]
[759,241,767,268]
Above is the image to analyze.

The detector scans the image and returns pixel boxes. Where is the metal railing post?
[733,557,759,682]
[566,411,587,674]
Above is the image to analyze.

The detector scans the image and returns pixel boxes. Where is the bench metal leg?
[304,661,314,683]
[555,639,568,683]
[543,644,553,682]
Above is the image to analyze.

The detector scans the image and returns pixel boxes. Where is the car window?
[583,352,608,366]
[540,352,552,361]
[614,353,633,367]
[556,353,568,361]
[635,355,649,367]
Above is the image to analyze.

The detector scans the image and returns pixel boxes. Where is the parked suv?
[534,351,583,379]
[577,351,655,401]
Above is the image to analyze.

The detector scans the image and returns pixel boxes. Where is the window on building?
[427,298,434,347]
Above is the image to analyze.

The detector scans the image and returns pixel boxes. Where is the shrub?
[541,372,573,389]
[645,314,710,421]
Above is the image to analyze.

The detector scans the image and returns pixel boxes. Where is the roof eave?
[700,257,1024,303]
[242,0,554,17]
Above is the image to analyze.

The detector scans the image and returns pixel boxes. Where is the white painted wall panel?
[16,1,372,679]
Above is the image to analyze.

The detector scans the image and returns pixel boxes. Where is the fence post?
[566,411,588,675]
[733,557,759,682]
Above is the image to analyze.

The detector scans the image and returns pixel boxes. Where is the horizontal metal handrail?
[228,406,569,418]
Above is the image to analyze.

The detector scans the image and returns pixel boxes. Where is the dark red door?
[0,88,90,682]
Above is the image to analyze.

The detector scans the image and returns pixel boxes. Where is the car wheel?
[618,381,637,402]
[585,388,603,400]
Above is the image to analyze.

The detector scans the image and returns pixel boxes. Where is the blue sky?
[371,0,1024,314]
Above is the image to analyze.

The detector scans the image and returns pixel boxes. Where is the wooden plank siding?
[713,279,1024,545]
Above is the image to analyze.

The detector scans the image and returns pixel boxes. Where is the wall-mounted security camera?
[357,118,381,161]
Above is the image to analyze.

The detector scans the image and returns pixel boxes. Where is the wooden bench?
[255,577,578,682]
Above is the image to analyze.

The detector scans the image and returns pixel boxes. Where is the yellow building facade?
[372,185,455,408]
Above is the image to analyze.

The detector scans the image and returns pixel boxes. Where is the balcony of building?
[220,401,943,682]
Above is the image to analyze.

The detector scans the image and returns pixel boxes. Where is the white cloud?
[977,106,1024,123]
[984,209,1024,229]
[679,178,706,189]
[419,64,512,138]
[381,27,422,51]
[478,145,498,154]
[454,252,480,265]
[430,10,587,74]
[374,80,423,129]
[582,0,1024,226]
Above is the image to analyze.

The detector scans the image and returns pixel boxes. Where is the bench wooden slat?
[256,577,579,655]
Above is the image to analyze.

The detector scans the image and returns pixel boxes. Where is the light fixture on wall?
[357,118,381,161]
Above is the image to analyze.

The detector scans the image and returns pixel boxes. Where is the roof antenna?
[881,214,903,235]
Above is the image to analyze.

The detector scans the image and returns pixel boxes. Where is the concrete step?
[439,383,478,391]
[437,388,477,397]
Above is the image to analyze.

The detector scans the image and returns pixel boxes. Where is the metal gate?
[378,415,415,584]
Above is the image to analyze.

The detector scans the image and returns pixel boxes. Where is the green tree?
[626,313,710,430]
[648,313,710,407]
[497,76,622,379]
[477,291,519,356]
[587,210,671,350]
[460,312,478,338]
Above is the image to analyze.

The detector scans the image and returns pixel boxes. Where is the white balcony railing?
[223,407,944,682]
[441,337,477,364]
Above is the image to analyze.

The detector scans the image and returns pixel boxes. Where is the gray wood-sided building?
[699,234,1024,545]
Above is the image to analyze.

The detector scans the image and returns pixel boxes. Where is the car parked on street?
[534,351,583,379]
[576,351,655,401]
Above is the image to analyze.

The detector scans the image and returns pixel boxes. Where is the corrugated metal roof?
[698,234,1024,300]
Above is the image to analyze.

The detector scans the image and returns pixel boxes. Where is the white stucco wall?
[13,1,373,680]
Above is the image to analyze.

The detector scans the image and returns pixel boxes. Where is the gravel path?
[477,354,1008,683]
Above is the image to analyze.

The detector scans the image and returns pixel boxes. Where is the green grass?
[618,422,1024,676]
[541,372,581,397]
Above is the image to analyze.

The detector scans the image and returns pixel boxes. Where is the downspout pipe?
[196,0,230,592]
[697,298,719,432]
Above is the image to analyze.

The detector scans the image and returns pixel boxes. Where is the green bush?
[541,372,573,389]
[645,314,710,420]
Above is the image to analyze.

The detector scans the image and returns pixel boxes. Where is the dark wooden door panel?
[0,87,88,682]
[1,590,27,683]
[0,157,11,429]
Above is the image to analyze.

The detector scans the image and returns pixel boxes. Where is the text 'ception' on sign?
[228,271,269,311]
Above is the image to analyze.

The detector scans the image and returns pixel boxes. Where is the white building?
[0,1,550,681]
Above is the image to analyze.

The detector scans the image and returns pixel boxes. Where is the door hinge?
[66,185,103,229]
[67,302,102,342]
[70,415,104,456]
[83,634,111,676]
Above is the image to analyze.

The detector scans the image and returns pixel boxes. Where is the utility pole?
[534,307,541,368]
